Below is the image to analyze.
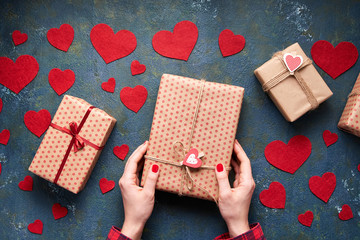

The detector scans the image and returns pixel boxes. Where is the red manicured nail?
[152,164,159,173]
[216,163,224,172]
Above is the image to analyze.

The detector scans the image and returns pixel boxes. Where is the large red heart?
[90,23,137,64]
[28,219,43,235]
[183,148,202,168]
[264,135,311,174]
[0,55,39,94]
[309,172,336,203]
[131,60,146,75]
[152,20,198,61]
[113,144,129,160]
[19,175,33,191]
[311,40,358,79]
[47,24,74,52]
[120,85,148,113]
[298,211,313,227]
[259,182,286,209]
[12,30,28,46]
[24,109,51,137]
[52,203,68,220]
[0,98,3,113]
[218,29,245,57]
[339,204,353,221]
[322,130,338,147]
[101,77,116,93]
[48,68,75,95]
[99,178,115,194]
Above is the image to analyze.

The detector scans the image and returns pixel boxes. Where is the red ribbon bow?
[62,122,85,152]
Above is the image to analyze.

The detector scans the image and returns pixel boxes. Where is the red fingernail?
[152,164,159,173]
[216,163,223,172]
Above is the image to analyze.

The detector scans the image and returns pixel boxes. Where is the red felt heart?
[358,164,360,172]
[101,77,116,93]
[152,20,198,61]
[264,135,311,174]
[322,130,338,147]
[99,178,115,194]
[339,204,353,221]
[311,40,358,79]
[90,23,137,64]
[298,211,314,227]
[0,55,39,94]
[19,175,33,191]
[183,148,202,168]
[28,219,43,235]
[120,85,148,113]
[284,53,303,72]
[12,30,28,46]
[309,172,336,203]
[0,162,2,175]
[52,203,68,220]
[0,129,10,145]
[24,109,51,137]
[131,60,146,75]
[0,98,3,113]
[47,24,74,52]
[48,68,75,95]
[113,144,129,160]
[218,29,245,57]
[259,182,286,209]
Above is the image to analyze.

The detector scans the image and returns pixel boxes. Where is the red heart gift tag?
[264,135,311,174]
[47,24,74,52]
[120,85,148,113]
[309,172,336,203]
[298,211,314,227]
[90,23,137,64]
[259,182,286,209]
[0,129,10,145]
[0,55,39,94]
[322,130,338,147]
[19,175,33,191]
[113,144,129,160]
[28,219,43,235]
[283,53,303,72]
[99,178,115,194]
[48,68,75,95]
[52,203,68,220]
[311,40,359,79]
[183,148,202,168]
[12,30,28,46]
[152,20,198,61]
[101,77,116,93]
[131,60,146,75]
[339,204,353,221]
[24,109,51,137]
[218,29,245,57]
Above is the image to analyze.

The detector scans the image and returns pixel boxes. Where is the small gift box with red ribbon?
[29,95,116,194]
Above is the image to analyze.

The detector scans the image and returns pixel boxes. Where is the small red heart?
[120,85,148,113]
[0,162,2,175]
[48,68,75,95]
[101,78,116,93]
[183,148,202,168]
[0,129,10,145]
[322,130,338,147]
[218,29,245,57]
[0,98,3,113]
[99,178,115,194]
[284,53,303,72]
[358,164,360,172]
[339,204,353,221]
[298,211,314,227]
[113,144,129,160]
[19,175,33,191]
[259,182,286,209]
[24,109,51,137]
[47,24,74,52]
[52,203,68,220]
[28,219,43,235]
[309,172,336,203]
[12,30,28,46]
[131,60,146,75]
[152,20,198,61]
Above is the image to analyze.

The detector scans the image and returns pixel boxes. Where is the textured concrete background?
[0,0,359,239]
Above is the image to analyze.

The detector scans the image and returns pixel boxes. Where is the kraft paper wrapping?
[140,74,244,201]
[29,95,116,194]
[254,42,333,122]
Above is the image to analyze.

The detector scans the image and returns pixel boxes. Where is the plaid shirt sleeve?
[106,226,132,240]
[214,223,265,240]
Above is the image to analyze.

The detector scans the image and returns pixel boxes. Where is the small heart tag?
[183,148,202,168]
[283,53,303,73]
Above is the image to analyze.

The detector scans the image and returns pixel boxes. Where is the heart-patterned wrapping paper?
[140,74,244,201]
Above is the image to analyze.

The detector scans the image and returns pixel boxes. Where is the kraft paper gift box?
[140,74,244,201]
[254,42,333,122]
[29,95,116,194]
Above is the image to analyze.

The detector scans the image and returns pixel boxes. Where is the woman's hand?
[119,141,160,240]
[215,139,256,238]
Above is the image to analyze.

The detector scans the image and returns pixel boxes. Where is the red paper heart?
[47,24,74,52]
[48,68,75,95]
[322,130,338,147]
[0,98,3,113]
[183,148,202,168]
[131,60,146,75]
[101,77,116,93]
[259,182,286,209]
[339,204,353,221]
[99,178,115,194]
[12,30,28,46]
[0,162,2,175]
[113,144,129,160]
[90,23,137,64]
[0,55,39,94]
[120,85,148,113]
[24,109,51,137]
[218,29,245,57]
[298,211,314,227]
[284,53,303,72]
[19,175,33,191]
[311,40,358,79]
[358,164,360,172]
[152,20,198,61]
[0,129,10,145]
[28,219,43,235]
[265,135,311,174]
[52,203,68,220]
[309,172,336,203]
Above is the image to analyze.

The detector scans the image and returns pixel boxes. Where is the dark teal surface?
[1,0,360,239]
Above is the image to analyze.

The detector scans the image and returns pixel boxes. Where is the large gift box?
[254,42,333,122]
[338,73,360,136]
[29,95,116,194]
[140,74,244,201]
